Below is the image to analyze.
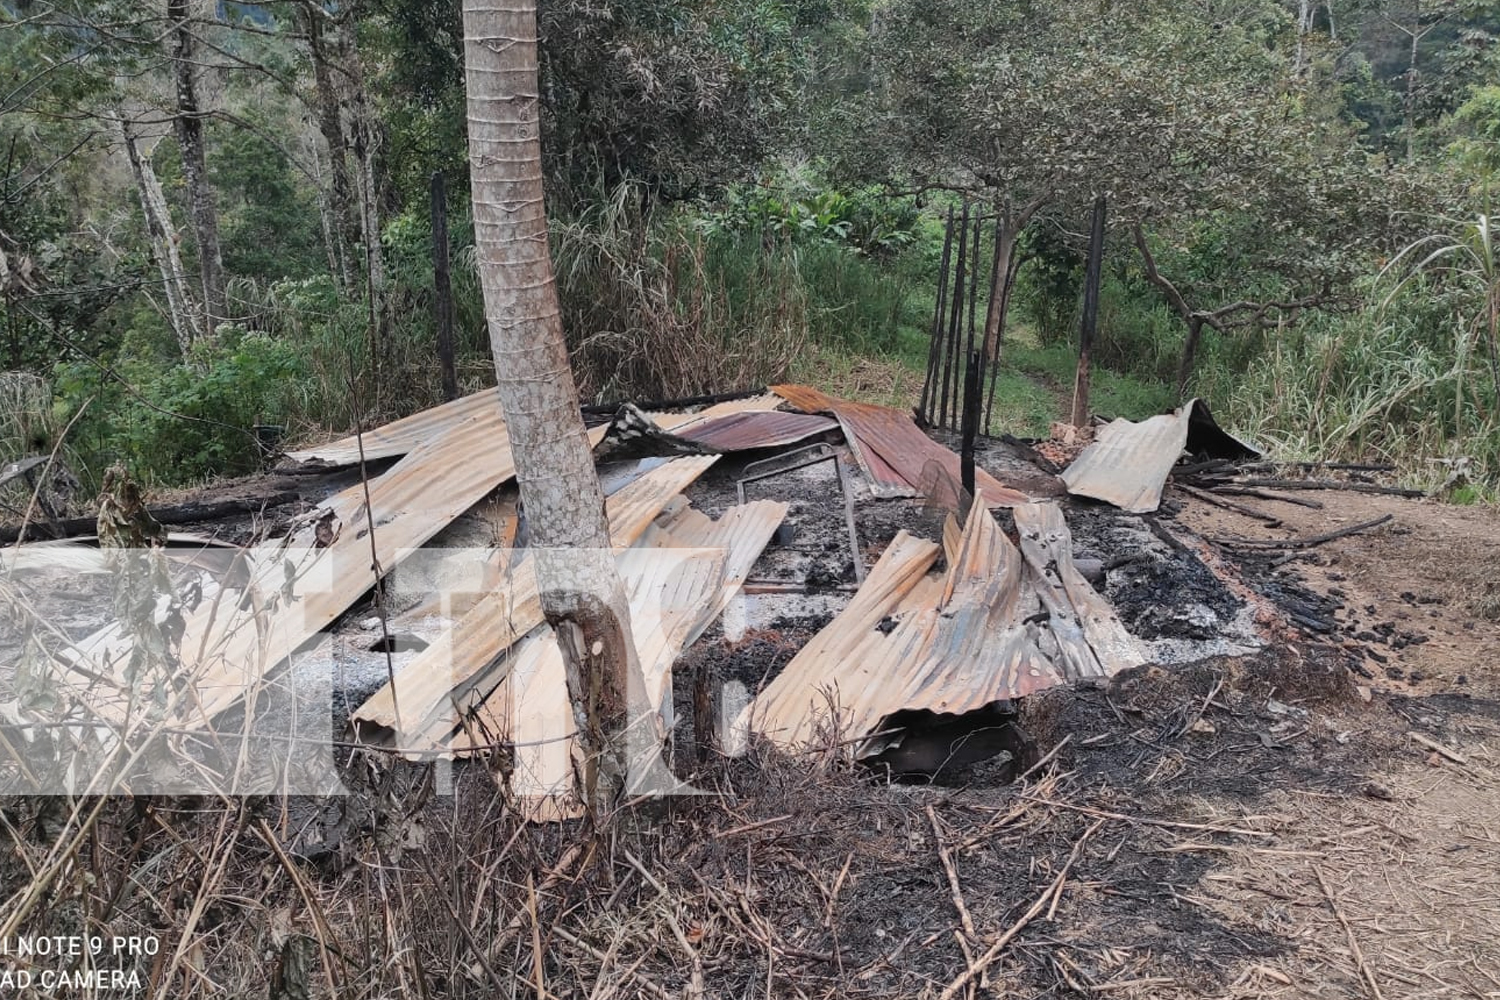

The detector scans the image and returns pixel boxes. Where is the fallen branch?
[1210,513,1393,551]
[0,456,49,490]
[1143,516,1189,555]
[1174,458,1235,479]
[1015,733,1072,784]
[1016,796,1275,838]
[1211,485,1325,509]
[1000,434,1061,475]
[715,814,793,839]
[926,805,978,940]
[1235,478,1423,499]
[940,820,1105,1000]
[1176,484,1281,526]
[1242,461,1397,474]
[1406,731,1467,766]
[550,925,674,1000]
[0,491,302,544]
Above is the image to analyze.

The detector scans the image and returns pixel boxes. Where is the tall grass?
[1198,307,1500,487]
[550,185,808,401]
[549,183,916,401]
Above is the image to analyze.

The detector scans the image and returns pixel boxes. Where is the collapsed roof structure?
[3,382,1306,818]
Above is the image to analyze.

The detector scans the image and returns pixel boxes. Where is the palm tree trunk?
[462,0,662,819]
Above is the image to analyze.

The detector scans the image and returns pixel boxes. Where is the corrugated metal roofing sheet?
[674,410,839,452]
[74,391,789,732]
[69,412,613,730]
[1060,399,1259,513]
[350,454,721,744]
[770,384,1030,506]
[456,499,788,821]
[287,388,504,465]
[1014,501,1143,678]
[291,390,788,467]
[742,502,1144,752]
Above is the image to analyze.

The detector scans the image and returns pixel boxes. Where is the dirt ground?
[565,483,1500,1000]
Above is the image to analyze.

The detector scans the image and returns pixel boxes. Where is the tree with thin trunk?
[342,27,389,347]
[1387,1,1453,165]
[301,0,357,292]
[167,0,226,338]
[120,117,201,356]
[1133,224,1333,401]
[855,0,1396,385]
[462,0,667,819]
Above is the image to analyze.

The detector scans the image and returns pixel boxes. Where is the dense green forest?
[3,0,1499,495]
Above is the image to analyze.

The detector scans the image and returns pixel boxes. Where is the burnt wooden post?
[1070,194,1107,429]
[431,171,459,402]
[966,210,981,365]
[919,207,956,426]
[984,218,1006,434]
[692,660,719,762]
[960,211,984,494]
[961,349,982,500]
[940,201,971,430]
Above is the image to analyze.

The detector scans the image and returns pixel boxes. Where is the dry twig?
[940,819,1106,1000]
[1315,866,1386,1000]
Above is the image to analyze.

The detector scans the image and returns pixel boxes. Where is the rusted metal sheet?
[73,390,784,731]
[1014,501,1144,680]
[68,411,611,730]
[489,539,726,821]
[1060,399,1259,513]
[743,502,1142,753]
[737,531,943,748]
[646,393,785,430]
[290,389,785,467]
[674,410,839,452]
[288,387,503,465]
[770,384,1029,506]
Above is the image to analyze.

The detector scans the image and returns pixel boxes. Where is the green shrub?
[55,333,305,485]
[699,165,923,258]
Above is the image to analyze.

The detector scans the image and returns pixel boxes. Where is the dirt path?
[1147,489,1500,999]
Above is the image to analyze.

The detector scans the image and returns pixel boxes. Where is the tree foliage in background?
[853,0,1432,390]
[1,0,1500,488]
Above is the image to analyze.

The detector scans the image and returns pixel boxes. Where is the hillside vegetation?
[3,0,1500,497]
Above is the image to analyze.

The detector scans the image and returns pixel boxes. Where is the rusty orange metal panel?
[770,384,1029,506]
[674,410,838,452]
[745,502,1142,755]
